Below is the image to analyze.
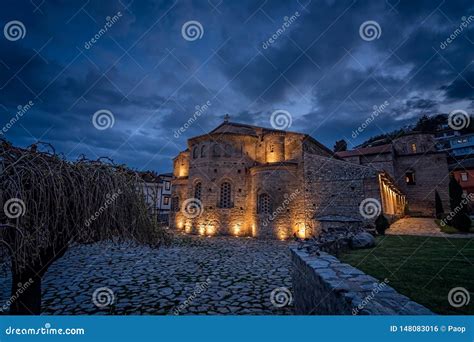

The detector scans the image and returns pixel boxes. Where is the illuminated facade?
[170,119,406,239]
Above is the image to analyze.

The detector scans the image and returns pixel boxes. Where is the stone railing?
[290,246,433,315]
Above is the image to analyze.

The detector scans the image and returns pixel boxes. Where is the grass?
[434,219,474,234]
[339,235,474,315]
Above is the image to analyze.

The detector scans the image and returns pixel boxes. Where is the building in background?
[139,172,172,224]
[337,132,450,216]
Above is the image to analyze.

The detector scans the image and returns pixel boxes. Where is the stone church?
[170,118,447,239]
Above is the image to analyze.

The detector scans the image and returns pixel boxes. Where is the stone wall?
[290,246,433,315]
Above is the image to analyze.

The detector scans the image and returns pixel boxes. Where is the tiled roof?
[336,144,392,158]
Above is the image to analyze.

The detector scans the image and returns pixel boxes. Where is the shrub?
[435,190,444,219]
[448,175,472,232]
[375,213,390,235]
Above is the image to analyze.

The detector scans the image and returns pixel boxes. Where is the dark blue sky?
[0,0,473,173]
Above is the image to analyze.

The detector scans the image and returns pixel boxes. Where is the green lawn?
[434,219,474,234]
[339,236,474,315]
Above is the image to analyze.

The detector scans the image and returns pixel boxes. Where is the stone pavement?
[0,236,293,315]
[386,217,474,238]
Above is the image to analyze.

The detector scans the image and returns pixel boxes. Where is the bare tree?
[0,140,168,314]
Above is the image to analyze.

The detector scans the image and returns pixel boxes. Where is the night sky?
[0,0,473,173]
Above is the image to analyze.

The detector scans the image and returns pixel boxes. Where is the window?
[171,197,179,212]
[257,193,271,214]
[224,144,232,157]
[405,170,416,185]
[219,182,232,208]
[461,172,468,182]
[192,146,198,159]
[212,144,221,157]
[194,182,202,200]
[164,181,170,190]
[410,143,417,153]
[200,145,206,157]
[163,196,170,205]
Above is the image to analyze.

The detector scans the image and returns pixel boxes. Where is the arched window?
[200,145,206,157]
[219,182,232,208]
[257,193,271,214]
[171,197,180,212]
[405,170,416,185]
[224,144,232,157]
[192,146,198,159]
[194,182,202,201]
[212,143,221,157]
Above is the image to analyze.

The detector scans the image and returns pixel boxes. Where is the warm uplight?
[177,220,184,229]
[233,223,241,236]
[296,223,306,239]
[198,225,206,236]
[206,224,215,236]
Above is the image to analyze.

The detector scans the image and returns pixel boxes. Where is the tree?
[0,140,168,314]
[448,174,471,232]
[333,139,347,152]
[435,190,444,219]
[375,213,390,235]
